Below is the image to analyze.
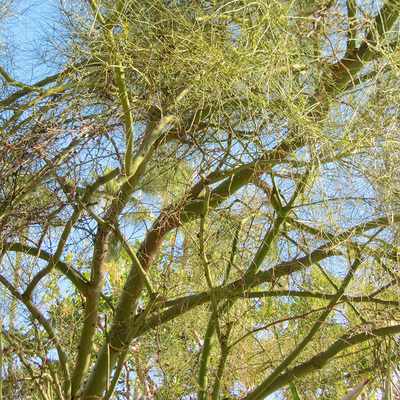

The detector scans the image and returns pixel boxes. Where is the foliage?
[1,0,400,399]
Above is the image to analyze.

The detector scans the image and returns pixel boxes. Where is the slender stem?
[113,224,155,294]
[273,326,301,400]
[200,185,221,341]
[86,0,106,25]
[0,69,70,107]
[198,218,242,400]
[346,0,357,54]
[114,64,135,175]
[230,290,399,307]
[384,337,392,400]
[223,219,244,285]
[1,82,86,132]
[4,242,89,296]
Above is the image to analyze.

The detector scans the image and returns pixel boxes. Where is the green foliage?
[1,0,400,399]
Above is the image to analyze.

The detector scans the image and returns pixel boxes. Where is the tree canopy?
[1,0,400,399]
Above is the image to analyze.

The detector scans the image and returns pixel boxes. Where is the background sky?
[2,0,59,83]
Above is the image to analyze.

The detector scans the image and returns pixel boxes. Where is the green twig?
[200,184,221,338]
[113,224,155,295]
[384,337,392,400]
[103,293,160,400]
[198,218,243,400]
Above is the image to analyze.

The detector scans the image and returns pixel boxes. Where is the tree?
[1,0,400,399]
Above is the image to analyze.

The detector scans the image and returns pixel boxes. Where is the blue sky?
[2,0,59,82]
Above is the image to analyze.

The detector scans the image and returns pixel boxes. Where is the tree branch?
[250,324,400,398]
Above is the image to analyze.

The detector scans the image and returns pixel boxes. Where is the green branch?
[0,65,45,94]
[2,243,88,295]
[198,219,244,400]
[114,64,135,175]
[70,227,108,398]
[245,169,313,278]
[199,184,221,342]
[254,324,400,398]
[233,290,399,307]
[211,324,233,400]
[0,71,68,107]
[245,256,362,400]
[103,293,159,400]
[1,81,85,132]
[198,314,217,400]
[112,224,155,295]
[346,0,357,54]
[328,0,400,93]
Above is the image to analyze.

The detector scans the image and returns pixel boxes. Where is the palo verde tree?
[1,0,400,399]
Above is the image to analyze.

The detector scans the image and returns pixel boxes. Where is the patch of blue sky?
[1,0,61,83]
